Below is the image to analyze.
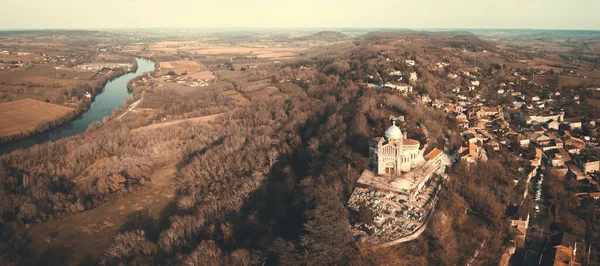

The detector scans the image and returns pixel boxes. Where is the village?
[354,54,599,265]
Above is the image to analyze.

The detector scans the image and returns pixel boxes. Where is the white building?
[409,72,418,82]
[369,122,422,175]
[389,70,402,76]
[384,83,413,94]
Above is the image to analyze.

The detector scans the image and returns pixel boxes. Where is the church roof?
[402,139,420,146]
[385,121,402,140]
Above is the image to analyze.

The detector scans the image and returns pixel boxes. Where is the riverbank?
[0,58,140,144]
[0,58,156,154]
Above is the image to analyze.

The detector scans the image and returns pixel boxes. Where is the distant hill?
[295,31,347,42]
[361,31,497,52]
[445,34,497,52]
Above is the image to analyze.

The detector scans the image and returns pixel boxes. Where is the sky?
[1,0,599,30]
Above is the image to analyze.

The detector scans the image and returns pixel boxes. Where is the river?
[0,57,155,154]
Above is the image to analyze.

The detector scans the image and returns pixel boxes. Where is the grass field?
[147,41,305,59]
[186,70,214,80]
[2,65,96,82]
[0,99,74,137]
[159,60,206,74]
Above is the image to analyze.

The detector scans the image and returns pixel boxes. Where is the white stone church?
[369,121,423,175]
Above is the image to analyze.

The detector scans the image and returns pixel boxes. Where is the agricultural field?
[0,98,74,138]
[159,60,206,74]
[1,65,95,83]
[186,70,214,80]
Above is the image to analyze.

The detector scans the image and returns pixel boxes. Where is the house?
[549,120,561,130]
[405,60,416,66]
[436,62,449,68]
[471,80,480,86]
[509,206,529,241]
[515,134,531,148]
[389,70,402,76]
[544,149,571,167]
[409,72,418,82]
[460,141,487,164]
[573,154,600,174]
[564,118,582,129]
[563,135,586,150]
[421,94,432,104]
[567,163,587,180]
[540,232,584,266]
[477,107,499,118]
[520,111,565,125]
[384,83,413,94]
[536,135,559,151]
[531,124,545,134]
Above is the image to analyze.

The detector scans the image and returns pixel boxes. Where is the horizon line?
[0,26,599,32]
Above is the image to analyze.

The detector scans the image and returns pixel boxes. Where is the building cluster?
[403,59,599,264]
[347,120,451,245]
[72,63,133,72]
[0,49,106,72]
[161,74,211,88]
[422,79,599,184]
[356,54,600,257]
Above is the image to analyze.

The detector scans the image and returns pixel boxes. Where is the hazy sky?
[1,0,599,30]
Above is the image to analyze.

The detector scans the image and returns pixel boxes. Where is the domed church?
[369,121,422,175]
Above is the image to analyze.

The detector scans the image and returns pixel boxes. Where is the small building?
[509,206,529,241]
[573,155,599,174]
[409,72,418,82]
[540,232,584,266]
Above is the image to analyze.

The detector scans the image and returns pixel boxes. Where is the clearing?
[131,113,225,133]
[247,86,286,100]
[0,99,74,138]
[25,162,179,265]
[222,90,251,105]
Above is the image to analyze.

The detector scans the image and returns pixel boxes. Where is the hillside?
[295,31,347,42]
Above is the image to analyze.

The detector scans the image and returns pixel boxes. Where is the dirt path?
[24,162,178,265]
[116,91,144,120]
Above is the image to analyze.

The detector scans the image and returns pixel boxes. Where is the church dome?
[385,121,402,140]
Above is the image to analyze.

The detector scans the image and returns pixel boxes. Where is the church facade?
[369,121,422,175]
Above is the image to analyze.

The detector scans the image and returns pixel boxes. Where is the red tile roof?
[402,139,420,146]
[425,148,443,160]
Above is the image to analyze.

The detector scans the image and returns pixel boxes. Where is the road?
[523,171,550,266]
[116,91,144,120]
